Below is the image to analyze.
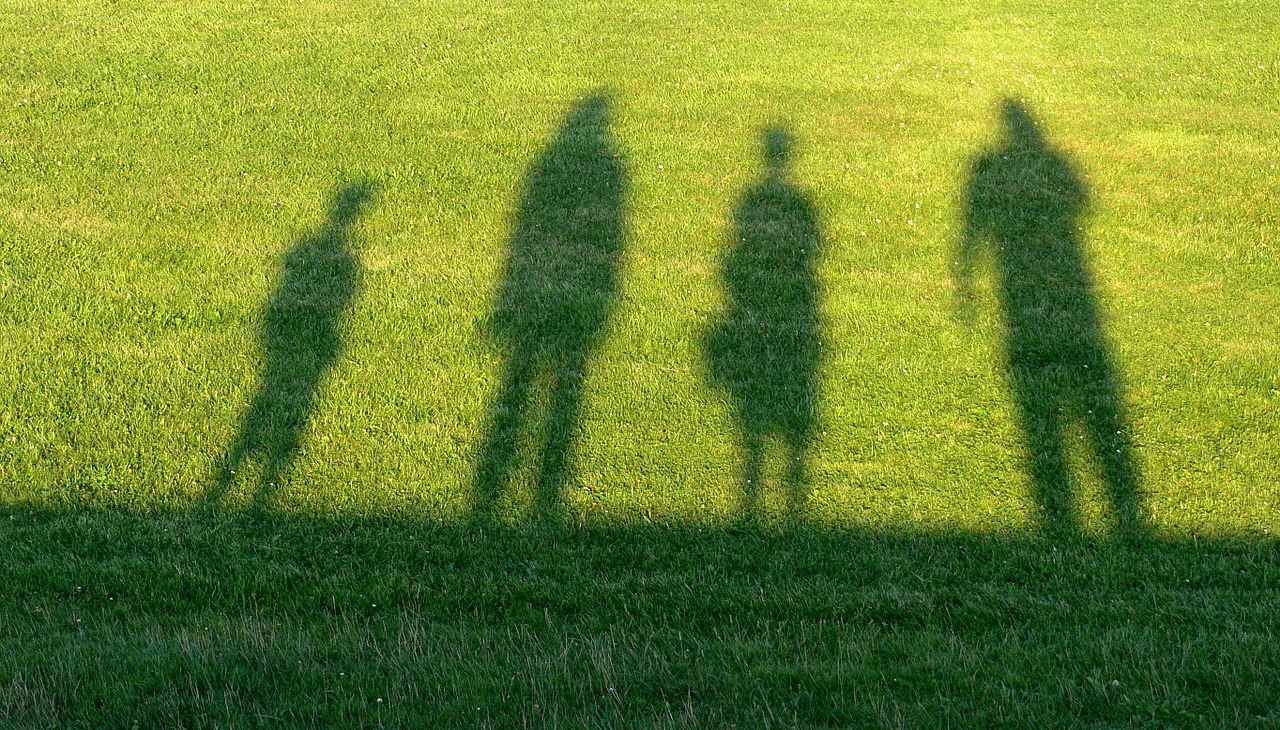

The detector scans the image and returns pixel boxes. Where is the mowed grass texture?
[1,0,1278,726]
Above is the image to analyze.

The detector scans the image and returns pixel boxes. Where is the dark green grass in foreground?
[4,508,1279,728]
[2,0,1279,725]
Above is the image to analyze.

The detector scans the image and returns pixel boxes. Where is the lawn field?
[2,0,1279,726]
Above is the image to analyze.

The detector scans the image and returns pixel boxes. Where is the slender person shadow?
[706,129,823,519]
[206,181,374,511]
[473,94,626,521]
[955,100,1144,540]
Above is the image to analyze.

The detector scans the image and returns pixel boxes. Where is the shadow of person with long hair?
[706,128,822,519]
[472,94,626,521]
[956,100,1144,541]
[206,181,374,511]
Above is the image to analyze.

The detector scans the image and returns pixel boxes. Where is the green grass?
[2,0,1279,726]
[5,510,1279,727]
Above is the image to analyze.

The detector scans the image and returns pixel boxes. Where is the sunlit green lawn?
[2,0,1278,726]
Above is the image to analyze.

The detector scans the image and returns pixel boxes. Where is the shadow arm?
[952,196,985,325]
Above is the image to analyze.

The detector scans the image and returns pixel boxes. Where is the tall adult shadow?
[956,100,1144,540]
[706,129,823,518]
[472,94,626,520]
[206,181,374,510]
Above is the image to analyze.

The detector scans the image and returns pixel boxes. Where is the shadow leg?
[473,352,535,518]
[252,426,303,514]
[1085,384,1144,540]
[204,420,257,510]
[534,352,589,521]
[785,432,810,518]
[1012,368,1078,539]
[740,432,764,518]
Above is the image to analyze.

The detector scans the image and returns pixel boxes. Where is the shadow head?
[329,180,377,229]
[561,92,613,145]
[763,127,794,174]
[999,99,1045,152]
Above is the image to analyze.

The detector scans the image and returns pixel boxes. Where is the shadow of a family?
[206,95,1146,541]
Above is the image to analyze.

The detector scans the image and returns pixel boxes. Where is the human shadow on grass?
[706,128,823,519]
[206,182,374,510]
[472,94,626,520]
[955,100,1144,540]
